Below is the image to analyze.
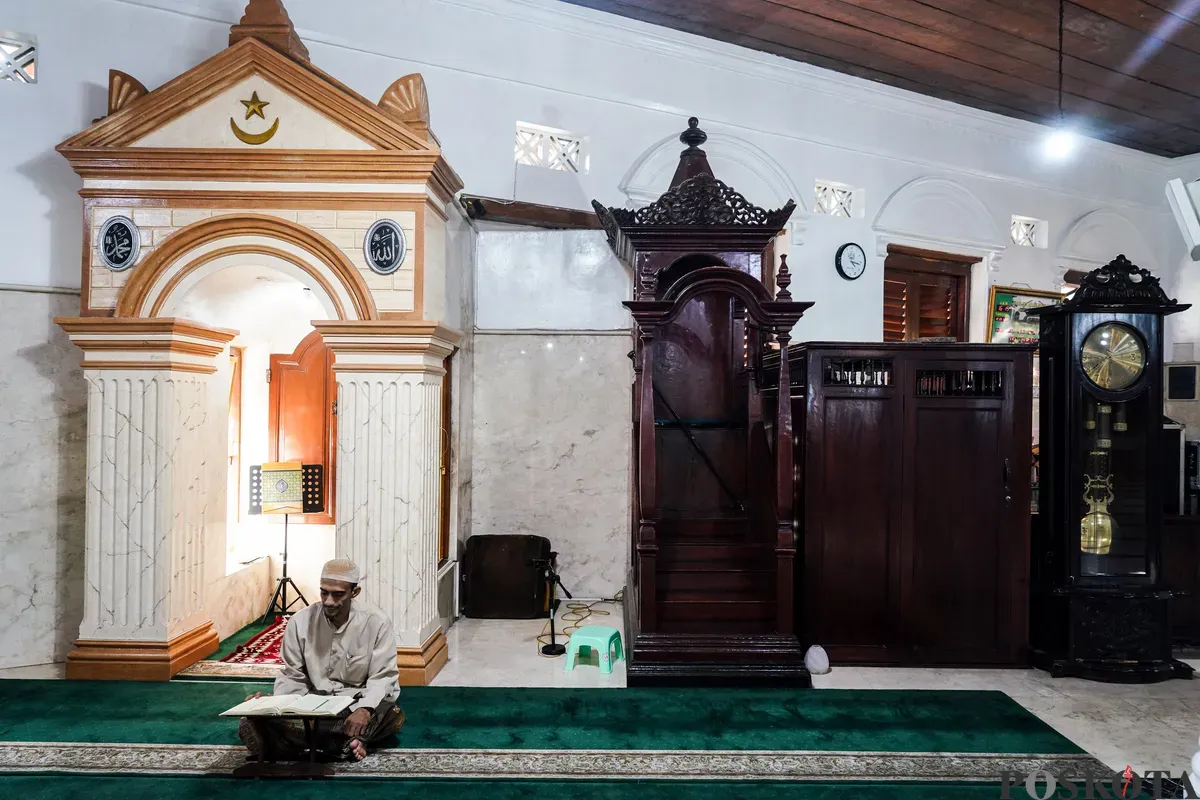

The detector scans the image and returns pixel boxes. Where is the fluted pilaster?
[82,370,211,640]
[316,321,460,675]
[57,318,236,678]
[335,373,442,643]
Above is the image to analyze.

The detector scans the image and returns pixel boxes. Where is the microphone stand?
[539,555,572,656]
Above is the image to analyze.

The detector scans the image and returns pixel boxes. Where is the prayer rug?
[219,615,287,666]
[175,619,286,680]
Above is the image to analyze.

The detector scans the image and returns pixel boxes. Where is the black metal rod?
[652,384,746,513]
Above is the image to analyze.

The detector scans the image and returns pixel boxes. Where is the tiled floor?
[433,601,629,688]
[5,601,1197,775]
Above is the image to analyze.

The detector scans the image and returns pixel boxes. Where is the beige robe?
[274,600,400,713]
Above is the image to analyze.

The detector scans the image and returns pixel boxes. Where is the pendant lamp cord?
[1058,0,1065,125]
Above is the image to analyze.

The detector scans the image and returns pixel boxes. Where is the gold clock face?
[1080,323,1146,391]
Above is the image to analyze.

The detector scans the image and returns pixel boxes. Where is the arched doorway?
[57,216,459,682]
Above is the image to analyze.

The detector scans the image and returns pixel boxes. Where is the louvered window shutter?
[883,278,908,342]
[881,253,969,342]
[916,277,955,339]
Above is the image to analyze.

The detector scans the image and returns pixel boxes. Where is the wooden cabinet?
[1163,516,1200,646]
[768,342,1034,666]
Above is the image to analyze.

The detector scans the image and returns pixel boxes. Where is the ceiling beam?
[562,0,1200,155]
[460,195,603,230]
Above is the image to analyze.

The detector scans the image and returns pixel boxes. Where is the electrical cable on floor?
[535,591,623,658]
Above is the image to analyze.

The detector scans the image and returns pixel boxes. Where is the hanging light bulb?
[1045,128,1078,160]
[1043,0,1078,162]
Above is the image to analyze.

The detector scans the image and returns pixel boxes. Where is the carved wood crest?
[1063,254,1183,310]
[596,172,795,233]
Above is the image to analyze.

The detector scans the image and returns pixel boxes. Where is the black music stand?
[249,462,325,624]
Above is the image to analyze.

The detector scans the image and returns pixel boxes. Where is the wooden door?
[228,347,244,525]
[269,330,336,524]
[899,358,1030,664]
[802,353,905,662]
[439,355,452,565]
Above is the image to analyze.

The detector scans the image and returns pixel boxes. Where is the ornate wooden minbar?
[594,118,813,686]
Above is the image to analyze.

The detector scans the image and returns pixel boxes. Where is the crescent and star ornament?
[230,91,280,145]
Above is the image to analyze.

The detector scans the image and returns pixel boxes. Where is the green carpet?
[0,775,1096,800]
[0,679,1079,754]
[0,679,1107,787]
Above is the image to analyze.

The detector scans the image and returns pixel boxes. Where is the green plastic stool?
[563,625,624,674]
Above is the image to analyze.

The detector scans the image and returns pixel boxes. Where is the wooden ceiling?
[560,0,1200,158]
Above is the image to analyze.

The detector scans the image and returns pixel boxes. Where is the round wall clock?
[364,219,407,275]
[98,216,140,272]
[835,242,866,280]
[1080,322,1146,391]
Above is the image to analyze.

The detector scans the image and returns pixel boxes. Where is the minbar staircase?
[655,515,776,634]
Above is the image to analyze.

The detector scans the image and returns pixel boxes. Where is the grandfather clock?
[1032,255,1194,682]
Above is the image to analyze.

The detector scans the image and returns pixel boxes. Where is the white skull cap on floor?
[321,558,361,584]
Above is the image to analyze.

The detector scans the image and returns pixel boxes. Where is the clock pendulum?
[1080,401,1118,555]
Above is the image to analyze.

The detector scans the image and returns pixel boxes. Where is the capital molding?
[55,317,238,373]
[314,320,461,374]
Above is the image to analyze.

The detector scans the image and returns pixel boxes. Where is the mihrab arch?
[53,0,467,685]
[116,213,378,321]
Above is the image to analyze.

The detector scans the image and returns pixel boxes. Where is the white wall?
[0,0,1186,325]
[0,287,85,668]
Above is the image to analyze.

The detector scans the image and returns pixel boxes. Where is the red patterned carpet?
[220,616,288,665]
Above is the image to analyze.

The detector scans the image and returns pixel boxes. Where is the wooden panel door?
[228,347,244,525]
[899,359,1030,664]
[439,355,452,565]
[269,330,336,524]
[805,388,904,662]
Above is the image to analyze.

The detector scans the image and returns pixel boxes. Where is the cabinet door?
[900,359,1030,664]
[804,370,905,662]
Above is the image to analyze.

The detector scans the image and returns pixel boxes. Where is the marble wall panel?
[470,333,632,599]
[206,557,272,641]
[475,230,631,331]
[0,290,87,668]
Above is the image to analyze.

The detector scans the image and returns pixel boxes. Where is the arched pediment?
[873,177,1007,265]
[1057,209,1159,274]
[619,130,808,238]
[117,213,378,321]
[661,264,774,306]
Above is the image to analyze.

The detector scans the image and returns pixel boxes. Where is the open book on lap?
[220,694,356,718]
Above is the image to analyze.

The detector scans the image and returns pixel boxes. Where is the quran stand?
[260,513,306,625]
[233,716,334,779]
[249,462,325,626]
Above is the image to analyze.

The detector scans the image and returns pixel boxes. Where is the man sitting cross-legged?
[238,558,403,762]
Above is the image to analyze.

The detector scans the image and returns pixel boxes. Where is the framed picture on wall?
[986,285,1065,345]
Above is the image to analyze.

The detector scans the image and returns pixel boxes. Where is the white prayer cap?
[320,558,361,585]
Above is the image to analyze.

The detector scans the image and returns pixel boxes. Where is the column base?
[66,621,219,681]
[397,628,448,686]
